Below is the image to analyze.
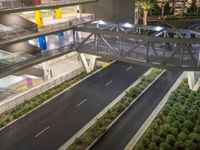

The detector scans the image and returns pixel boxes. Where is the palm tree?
[158,0,168,17]
[169,0,175,14]
[137,0,155,25]
[181,0,186,17]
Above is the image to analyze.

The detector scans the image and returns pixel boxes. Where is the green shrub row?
[67,69,163,150]
[134,80,200,150]
[0,67,101,129]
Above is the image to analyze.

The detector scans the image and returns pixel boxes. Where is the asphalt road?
[90,70,181,150]
[0,62,149,150]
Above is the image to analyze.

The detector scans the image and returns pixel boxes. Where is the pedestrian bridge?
[74,20,200,71]
[1,20,200,78]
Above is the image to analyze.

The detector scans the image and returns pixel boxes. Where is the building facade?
[81,0,135,23]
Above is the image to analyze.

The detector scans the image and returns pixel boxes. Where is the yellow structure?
[102,63,110,68]
[35,10,44,28]
[55,8,62,19]
[76,5,81,17]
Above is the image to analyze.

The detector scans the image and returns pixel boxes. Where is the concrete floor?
[49,53,82,77]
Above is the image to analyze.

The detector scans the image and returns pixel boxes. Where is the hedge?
[67,68,163,150]
[134,80,200,150]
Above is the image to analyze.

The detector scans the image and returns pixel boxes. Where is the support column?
[38,36,47,51]
[35,10,51,80]
[35,10,47,51]
[55,8,62,19]
[76,5,81,18]
[35,10,44,28]
[41,62,52,81]
[80,53,96,73]
[187,71,196,90]
[55,8,65,43]
[89,55,96,71]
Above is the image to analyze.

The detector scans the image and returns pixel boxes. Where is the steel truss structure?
[1,20,200,79]
[74,20,200,71]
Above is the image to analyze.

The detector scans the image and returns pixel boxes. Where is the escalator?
[0,0,40,9]
[0,13,38,32]
[2,42,41,55]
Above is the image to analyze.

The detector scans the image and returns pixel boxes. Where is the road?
[0,62,149,150]
[90,70,181,150]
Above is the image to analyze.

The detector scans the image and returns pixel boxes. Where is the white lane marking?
[105,80,113,86]
[35,126,50,138]
[76,99,87,107]
[126,66,133,71]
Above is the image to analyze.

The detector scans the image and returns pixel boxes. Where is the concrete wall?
[81,0,135,22]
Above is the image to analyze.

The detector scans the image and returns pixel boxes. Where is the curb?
[0,62,114,132]
[124,72,185,150]
[58,68,158,150]
[86,70,165,150]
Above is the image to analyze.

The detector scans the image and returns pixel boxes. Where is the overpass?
[74,20,200,71]
[0,20,200,88]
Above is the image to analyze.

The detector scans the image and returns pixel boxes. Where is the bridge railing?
[74,30,200,70]
[0,45,72,78]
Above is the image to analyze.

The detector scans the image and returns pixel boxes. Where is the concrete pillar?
[35,10,51,80]
[55,8,65,42]
[55,8,62,19]
[38,36,47,51]
[42,62,52,81]
[80,54,96,73]
[187,71,196,90]
[89,55,97,71]
[76,5,81,18]
[35,10,44,28]
[35,10,47,51]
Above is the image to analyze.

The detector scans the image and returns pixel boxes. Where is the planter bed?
[67,68,163,150]
[0,66,101,130]
[134,80,200,150]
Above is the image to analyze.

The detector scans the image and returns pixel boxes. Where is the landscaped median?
[67,68,163,150]
[133,80,200,150]
[0,66,101,130]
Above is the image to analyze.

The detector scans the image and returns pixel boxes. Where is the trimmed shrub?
[151,135,160,145]
[159,142,171,150]
[148,142,157,150]
[166,134,176,146]
[178,132,188,141]
[194,125,200,133]
[183,120,194,131]
[169,127,178,136]
[135,142,145,150]
[189,133,200,143]
[184,139,197,150]
[141,137,149,148]
[175,140,184,149]
[82,134,93,145]
[146,127,155,138]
